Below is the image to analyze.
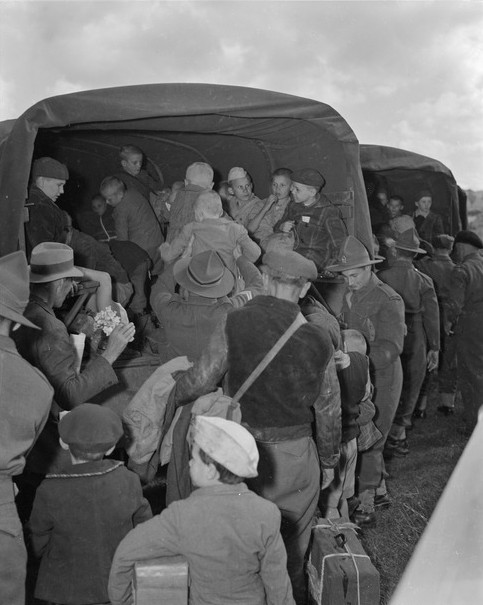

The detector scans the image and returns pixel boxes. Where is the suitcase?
[134,555,189,605]
[307,518,380,605]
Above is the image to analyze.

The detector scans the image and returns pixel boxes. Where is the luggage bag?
[134,555,189,605]
[307,518,380,605]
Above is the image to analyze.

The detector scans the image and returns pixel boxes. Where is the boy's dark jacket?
[29,459,152,605]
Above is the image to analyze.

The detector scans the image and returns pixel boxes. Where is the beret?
[290,168,326,190]
[59,404,123,454]
[193,416,258,478]
[454,230,483,249]
[263,249,318,280]
[32,157,69,181]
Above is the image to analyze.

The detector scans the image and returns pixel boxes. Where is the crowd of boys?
[1,145,481,605]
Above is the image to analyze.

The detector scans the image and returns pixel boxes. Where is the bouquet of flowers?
[93,306,121,336]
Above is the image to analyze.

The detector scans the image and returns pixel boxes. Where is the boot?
[437,392,455,415]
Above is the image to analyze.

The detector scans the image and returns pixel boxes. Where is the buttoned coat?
[109,483,295,605]
[30,460,152,605]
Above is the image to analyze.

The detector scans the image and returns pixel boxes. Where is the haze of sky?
[0,0,482,189]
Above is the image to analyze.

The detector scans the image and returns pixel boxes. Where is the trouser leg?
[248,437,320,605]
[391,320,427,436]
[0,501,27,605]
[128,259,149,315]
[357,359,403,509]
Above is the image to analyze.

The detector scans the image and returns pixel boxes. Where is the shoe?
[351,508,377,529]
[374,493,391,509]
[437,405,455,416]
[412,409,427,419]
[384,437,409,458]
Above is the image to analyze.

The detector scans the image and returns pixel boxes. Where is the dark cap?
[290,168,326,190]
[262,250,318,280]
[454,230,483,249]
[32,157,69,181]
[59,404,123,454]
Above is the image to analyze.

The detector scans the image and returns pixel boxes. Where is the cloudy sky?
[0,0,482,189]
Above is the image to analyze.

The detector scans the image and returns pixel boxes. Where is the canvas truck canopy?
[0,83,371,257]
[360,144,465,236]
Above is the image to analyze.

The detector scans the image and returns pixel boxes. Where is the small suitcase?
[307,518,380,605]
[134,555,189,605]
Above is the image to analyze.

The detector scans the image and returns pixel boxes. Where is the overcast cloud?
[0,0,482,188]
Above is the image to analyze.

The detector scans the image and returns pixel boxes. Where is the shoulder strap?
[232,312,306,404]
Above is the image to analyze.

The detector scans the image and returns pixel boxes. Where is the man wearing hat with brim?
[415,234,457,416]
[13,243,135,506]
[25,156,71,256]
[378,228,440,456]
[327,235,405,527]
[0,250,53,605]
[269,167,348,273]
[226,166,265,229]
[166,161,214,243]
[445,230,483,433]
[173,249,340,604]
[150,249,263,361]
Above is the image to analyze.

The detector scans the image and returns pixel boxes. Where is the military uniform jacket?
[446,251,483,324]
[340,272,405,371]
[378,258,440,351]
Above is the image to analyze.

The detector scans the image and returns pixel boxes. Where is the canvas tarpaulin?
[0,83,371,256]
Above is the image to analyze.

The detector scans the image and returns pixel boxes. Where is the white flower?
[93,306,121,336]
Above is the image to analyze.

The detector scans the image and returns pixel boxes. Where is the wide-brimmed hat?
[0,251,39,329]
[394,228,426,254]
[174,250,235,298]
[326,236,382,272]
[192,415,259,478]
[29,242,83,283]
[263,250,317,281]
[31,157,69,181]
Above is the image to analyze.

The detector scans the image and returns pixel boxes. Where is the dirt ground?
[358,389,468,604]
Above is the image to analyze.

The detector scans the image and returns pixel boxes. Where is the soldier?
[378,228,440,455]
[0,251,52,605]
[173,249,341,604]
[327,236,405,527]
[445,230,483,433]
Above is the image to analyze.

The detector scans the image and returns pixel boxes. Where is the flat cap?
[263,249,318,280]
[193,416,259,478]
[59,404,123,454]
[32,157,69,181]
[454,230,483,249]
[291,168,326,190]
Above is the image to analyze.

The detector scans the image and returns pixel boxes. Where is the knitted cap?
[32,157,69,181]
[291,168,326,190]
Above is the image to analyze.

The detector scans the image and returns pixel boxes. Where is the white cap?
[192,416,259,478]
[227,167,248,182]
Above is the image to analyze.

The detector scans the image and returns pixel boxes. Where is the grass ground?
[358,389,468,604]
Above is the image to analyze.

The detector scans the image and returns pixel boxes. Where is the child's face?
[189,444,211,488]
[92,197,107,216]
[229,177,253,202]
[415,196,432,214]
[271,175,291,200]
[121,153,143,177]
[387,198,403,218]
